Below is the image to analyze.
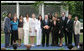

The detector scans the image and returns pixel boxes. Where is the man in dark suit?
[65,14,73,45]
[60,12,68,45]
[42,15,51,47]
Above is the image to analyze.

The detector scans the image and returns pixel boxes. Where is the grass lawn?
[1,31,83,50]
[1,31,83,44]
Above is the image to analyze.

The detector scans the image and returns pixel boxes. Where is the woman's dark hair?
[13,14,17,21]
[26,13,29,18]
[19,15,23,19]
[7,12,11,16]
[75,16,78,19]
[38,15,42,21]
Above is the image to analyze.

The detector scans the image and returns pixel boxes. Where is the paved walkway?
[1,43,75,50]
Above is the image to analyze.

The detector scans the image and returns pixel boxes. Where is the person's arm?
[78,21,81,34]
[41,20,45,29]
[69,20,74,33]
[58,22,62,34]
[35,19,38,32]
[5,18,11,32]
[41,20,43,29]
[29,18,32,33]
[4,17,6,32]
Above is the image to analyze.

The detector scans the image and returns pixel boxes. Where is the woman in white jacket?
[36,15,42,46]
[30,13,37,46]
[23,14,31,47]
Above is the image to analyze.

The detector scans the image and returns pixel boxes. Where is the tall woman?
[10,15,18,45]
[23,14,31,46]
[55,13,63,46]
[30,13,37,46]
[18,15,23,46]
[36,15,42,46]
[51,16,60,46]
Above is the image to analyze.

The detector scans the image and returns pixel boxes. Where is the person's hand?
[57,19,60,21]
[66,28,68,32]
[66,28,67,31]
[8,30,10,33]
[59,31,61,34]
[46,26,50,29]
[43,26,46,29]
[29,30,32,33]
[62,26,64,28]
[35,29,37,32]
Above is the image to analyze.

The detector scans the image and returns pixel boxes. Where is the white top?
[36,20,41,29]
[23,17,31,30]
[74,20,81,35]
[30,18,37,29]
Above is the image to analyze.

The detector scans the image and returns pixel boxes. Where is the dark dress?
[57,18,64,38]
[51,21,60,45]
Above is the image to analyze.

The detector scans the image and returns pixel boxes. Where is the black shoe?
[42,45,45,47]
[65,43,68,46]
[51,44,54,46]
[37,45,40,47]
[13,44,18,50]
[54,44,58,46]
[46,45,49,47]
[5,46,10,48]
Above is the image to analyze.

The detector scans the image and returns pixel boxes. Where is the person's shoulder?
[5,17,9,20]
[29,17,32,21]
[71,19,73,22]
[77,20,81,23]
[23,17,26,19]
[65,16,68,19]
[10,21,13,23]
[5,17,8,19]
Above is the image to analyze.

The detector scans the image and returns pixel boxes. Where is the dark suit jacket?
[51,21,60,33]
[65,19,73,33]
[60,17,68,30]
[42,19,51,33]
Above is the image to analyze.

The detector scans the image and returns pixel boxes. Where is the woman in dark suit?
[51,16,60,46]
[54,12,63,46]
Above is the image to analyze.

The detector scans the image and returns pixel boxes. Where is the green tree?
[63,1,83,19]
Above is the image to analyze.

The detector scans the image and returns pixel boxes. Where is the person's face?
[52,16,55,21]
[75,17,78,21]
[32,14,35,18]
[14,16,17,21]
[39,16,42,20]
[8,13,11,18]
[45,15,48,20]
[20,16,23,20]
[55,13,58,17]
[26,14,29,18]
[62,13,65,17]
[68,15,71,19]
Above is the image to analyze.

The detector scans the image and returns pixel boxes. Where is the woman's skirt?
[18,27,24,40]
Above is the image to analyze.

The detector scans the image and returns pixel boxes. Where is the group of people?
[4,12,81,48]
